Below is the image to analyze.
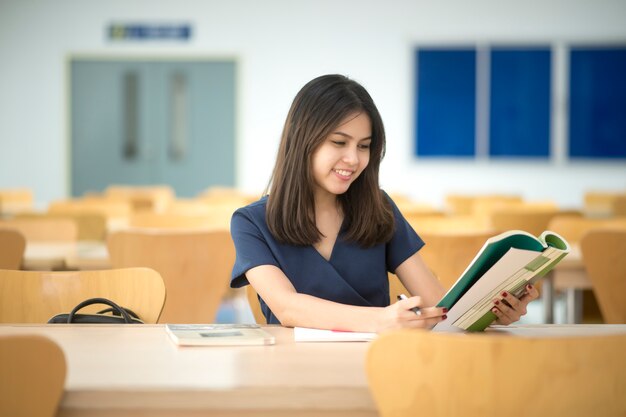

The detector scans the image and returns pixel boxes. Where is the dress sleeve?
[230,209,280,288]
[385,195,425,273]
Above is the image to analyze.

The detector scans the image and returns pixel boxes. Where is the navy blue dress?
[230,193,424,324]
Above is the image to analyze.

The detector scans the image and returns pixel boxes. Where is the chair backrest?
[198,186,257,206]
[128,212,232,230]
[0,229,26,269]
[613,195,626,216]
[445,194,523,216]
[105,185,174,212]
[107,229,234,323]
[0,218,78,242]
[245,285,266,324]
[16,212,107,241]
[548,215,626,244]
[0,188,33,215]
[581,229,626,324]
[0,268,165,323]
[584,191,626,217]
[408,215,493,234]
[489,208,576,237]
[420,231,496,290]
[0,334,66,417]
[49,198,132,221]
[366,329,626,417]
[394,200,443,219]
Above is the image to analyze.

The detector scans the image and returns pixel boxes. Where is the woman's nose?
[342,146,359,165]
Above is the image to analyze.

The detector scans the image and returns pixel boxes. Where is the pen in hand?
[397,294,421,317]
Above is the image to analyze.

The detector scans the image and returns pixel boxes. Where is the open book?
[165,324,276,346]
[433,230,570,332]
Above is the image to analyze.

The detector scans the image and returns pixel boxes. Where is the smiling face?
[310,112,372,204]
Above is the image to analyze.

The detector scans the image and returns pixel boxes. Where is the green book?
[433,230,570,332]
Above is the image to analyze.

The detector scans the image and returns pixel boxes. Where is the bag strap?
[67,298,135,324]
[96,307,141,320]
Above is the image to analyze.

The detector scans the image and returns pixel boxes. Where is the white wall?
[1,0,625,209]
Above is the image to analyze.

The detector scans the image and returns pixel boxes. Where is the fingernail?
[442,315,447,320]
[492,308,498,314]
[526,284,532,289]
[501,292,508,297]
[442,308,448,313]
[494,300,500,305]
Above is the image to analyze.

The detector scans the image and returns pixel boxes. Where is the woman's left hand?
[491,284,540,325]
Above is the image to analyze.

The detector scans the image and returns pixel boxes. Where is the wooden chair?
[584,190,626,217]
[0,268,165,323]
[49,199,132,234]
[0,334,66,417]
[15,212,107,241]
[198,186,257,206]
[0,218,77,242]
[470,196,526,217]
[444,194,476,215]
[581,229,626,324]
[105,184,174,212]
[108,229,234,323]
[49,198,132,219]
[366,329,626,417]
[548,215,626,244]
[408,215,493,234]
[387,194,442,218]
[246,285,266,324]
[0,188,33,215]
[129,211,232,230]
[445,194,522,216]
[0,229,26,269]
[166,198,219,216]
[612,195,626,216]
[489,208,578,237]
[547,216,626,323]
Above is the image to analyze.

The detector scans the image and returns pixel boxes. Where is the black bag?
[47,297,144,324]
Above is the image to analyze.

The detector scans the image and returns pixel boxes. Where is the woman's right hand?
[375,295,447,332]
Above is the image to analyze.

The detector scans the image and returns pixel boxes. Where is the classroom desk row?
[2,324,625,417]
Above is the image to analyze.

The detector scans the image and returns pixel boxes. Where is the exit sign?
[108,23,192,40]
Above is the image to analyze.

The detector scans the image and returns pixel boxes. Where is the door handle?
[123,71,139,160]
[169,72,188,161]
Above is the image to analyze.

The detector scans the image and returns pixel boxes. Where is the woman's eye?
[331,141,345,146]
[359,144,371,150]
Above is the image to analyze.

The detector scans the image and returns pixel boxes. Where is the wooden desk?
[23,241,110,271]
[1,324,625,417]
[543,245,591,324]
[0,325,374,417]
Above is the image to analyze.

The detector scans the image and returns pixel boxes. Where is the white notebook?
[166,324,276,346]
[294,327,377,342]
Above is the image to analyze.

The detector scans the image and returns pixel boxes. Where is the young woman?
[230,74,538,332]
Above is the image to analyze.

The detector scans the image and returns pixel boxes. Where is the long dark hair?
[266,74,394,247]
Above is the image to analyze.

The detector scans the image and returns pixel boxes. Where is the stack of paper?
[294,327,377,342]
